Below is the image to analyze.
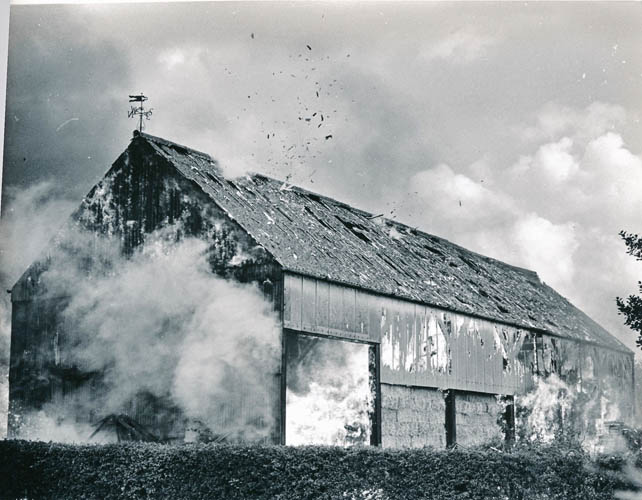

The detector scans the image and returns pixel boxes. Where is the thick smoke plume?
[0,182,77,439]
[516,373,625,453]
[10,220,281,442]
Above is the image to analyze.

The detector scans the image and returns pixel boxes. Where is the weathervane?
[128,93,153,132]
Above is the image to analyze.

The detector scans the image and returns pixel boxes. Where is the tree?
[617,231,642,349]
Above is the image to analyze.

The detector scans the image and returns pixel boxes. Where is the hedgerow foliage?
[0,440,637,499]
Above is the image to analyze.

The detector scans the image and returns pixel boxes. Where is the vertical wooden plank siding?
[343,287,357,335]
[283,274,303,330]
[316,280,330,335]
[328,282,343,334]
[282,273,633,400]
[283,274,292,326]
[301,277,316,331]
[356,291,371,340]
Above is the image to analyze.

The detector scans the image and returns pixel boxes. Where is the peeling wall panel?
[356,291,371,340]
[284,273,635,409]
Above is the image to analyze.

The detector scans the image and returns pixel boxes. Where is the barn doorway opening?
[285,332,378,446]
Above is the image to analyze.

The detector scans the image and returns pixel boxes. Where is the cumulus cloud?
[512,214,579,288]
[158,48,187,69]
[409,163,515,234]
[519,101,626,143]
[399,101,642,350]
[422,28,496,64]
[407,162,580,293]
[531,137,579,184]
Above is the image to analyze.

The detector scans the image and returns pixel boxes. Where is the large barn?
[8,131,635,447]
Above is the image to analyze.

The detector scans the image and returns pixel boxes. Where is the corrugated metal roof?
[137,131,630,353]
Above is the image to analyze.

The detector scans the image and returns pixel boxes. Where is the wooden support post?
[369,343,382,446]
[279,329,288,445]
[503,395,515,446]
[445,389,456,448]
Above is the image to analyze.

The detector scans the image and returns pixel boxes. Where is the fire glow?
[286,335,374,446]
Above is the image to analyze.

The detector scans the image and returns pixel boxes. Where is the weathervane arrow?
[128,93,152,132]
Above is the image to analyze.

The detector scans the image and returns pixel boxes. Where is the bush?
[0,440,637,499]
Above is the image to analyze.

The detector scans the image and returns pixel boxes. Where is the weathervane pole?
[128,93,153,132]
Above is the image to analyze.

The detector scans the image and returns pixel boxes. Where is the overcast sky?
[2,1,642,352]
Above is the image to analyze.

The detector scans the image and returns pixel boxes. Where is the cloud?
[519,101,627,143]
[512,213,579,288]
[409,163,515,234]
[511,137,580,185]
[400,101,642,351]
[407,162,579,293]
[158,48,187,69]
[422,28,496,64]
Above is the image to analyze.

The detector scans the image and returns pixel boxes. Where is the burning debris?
[90,414,158,443]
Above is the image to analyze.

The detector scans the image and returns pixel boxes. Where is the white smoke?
[516,373,627,454]
[616,466,642,500]
[39,229,282,442]
[2,203,282,443]
[10,408,114,444]
[0,182,77,439]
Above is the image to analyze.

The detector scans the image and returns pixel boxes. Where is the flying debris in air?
[306,44,312,51]
[325,135,333,140]
[251,33,254,39]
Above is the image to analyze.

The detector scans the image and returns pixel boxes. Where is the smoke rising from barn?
[5,131,636,449]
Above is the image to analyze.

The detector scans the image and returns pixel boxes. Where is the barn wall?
[284,273,635,447]
[455,392,503,447]
[283,273,531,395]
[283,273,633,394]
[9,138,283,442]
[380,384,445,449]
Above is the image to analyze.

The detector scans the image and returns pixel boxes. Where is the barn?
[8,130,635,447]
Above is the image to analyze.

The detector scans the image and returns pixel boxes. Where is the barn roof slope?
[138,131,630,353]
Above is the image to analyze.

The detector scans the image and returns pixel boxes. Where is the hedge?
[0,440,638,499]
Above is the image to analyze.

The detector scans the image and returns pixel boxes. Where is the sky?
[1,1,642,354]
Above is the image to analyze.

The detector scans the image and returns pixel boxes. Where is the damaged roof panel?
[135,132,629,353]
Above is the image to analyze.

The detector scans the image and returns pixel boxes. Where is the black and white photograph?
[1,1,642,498]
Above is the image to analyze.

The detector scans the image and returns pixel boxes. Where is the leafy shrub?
[0,440,637,499]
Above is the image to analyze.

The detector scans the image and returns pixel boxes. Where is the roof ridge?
[132,130,214,161]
